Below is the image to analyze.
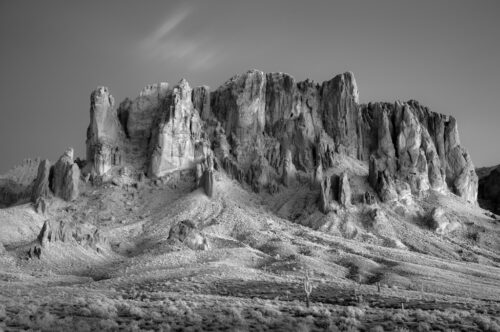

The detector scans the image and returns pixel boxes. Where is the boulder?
[363,191,376,205]
[426,207,461,234]
[168,220,209,250]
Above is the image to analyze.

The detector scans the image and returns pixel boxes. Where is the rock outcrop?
[31,159,51,202]
[80,69,477,208]
[427,207,461,235]
[478,165,500,214]
[319,175,332,213]
[338,172,352,207]
[364,101,477,203]
[149,79,208,177]
[168,220,209,250]
[0,158,40,207]
[28,219,108,258]
[50,148,80,201]
[86,86,124,176]
[192,85,211,121]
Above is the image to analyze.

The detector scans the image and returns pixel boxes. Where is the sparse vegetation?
[303,270,313,308]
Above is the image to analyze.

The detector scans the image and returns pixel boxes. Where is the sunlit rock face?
[81,69,477,204]
[86,86,123,176]
[149,79,208,178]
[51,148,80,201]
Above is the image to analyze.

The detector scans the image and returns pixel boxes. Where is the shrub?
[344,306,365,319]
[337,316,361,331]
[474,314,500,332]
[99,319,119,330]
[73,319,92,332]
[34,311,56,330]
[117,302,145,318]
[416,321,431,332]
[369,325,385,332]
[88,299,117,318]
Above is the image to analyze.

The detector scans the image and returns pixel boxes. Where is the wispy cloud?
[141,7,219,71]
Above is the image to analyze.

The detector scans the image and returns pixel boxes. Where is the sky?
[0,0,499,173]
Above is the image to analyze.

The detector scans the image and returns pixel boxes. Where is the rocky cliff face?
[31,159,51,203]
[149,79,208,177]
[0,158,40,207]
[80,69,477,207]
[86,86,123,176]
[477,165,500,214]
[0,149,82,207]
[50,148,80,201]
[363,101,477,203]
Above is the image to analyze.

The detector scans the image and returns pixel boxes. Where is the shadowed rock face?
[478,165,500,214]
[31,159,51,203]
[0,158,41,207]
[78,69,477,205]
[363,101,477,203]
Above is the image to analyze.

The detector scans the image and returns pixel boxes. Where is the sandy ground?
[1,164,500,331]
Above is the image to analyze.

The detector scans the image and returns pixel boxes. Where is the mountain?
[86,69,478,205]
[0,70,499,331]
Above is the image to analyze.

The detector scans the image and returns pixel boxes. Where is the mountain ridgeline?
[83,70,478,208]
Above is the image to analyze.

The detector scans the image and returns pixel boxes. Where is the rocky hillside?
[84,69,478,207]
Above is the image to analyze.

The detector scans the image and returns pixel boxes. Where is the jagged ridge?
[84,69,477,207]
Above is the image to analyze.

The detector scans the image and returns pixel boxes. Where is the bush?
[117,302,145,318]
[417,321,431,332]
[99,319,119,330]
[369,325,385,332]
[474,314,500,332]
[344,306,365,319]
[34,311,56,330]
[88,299,117,318]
